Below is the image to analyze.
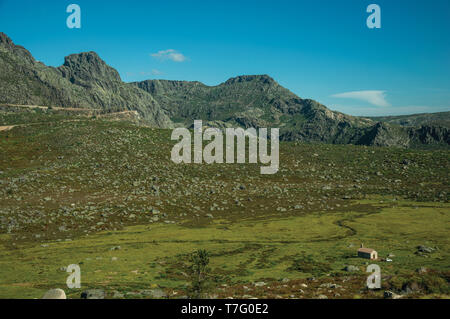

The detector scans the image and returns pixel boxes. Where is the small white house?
[357,247,378,260]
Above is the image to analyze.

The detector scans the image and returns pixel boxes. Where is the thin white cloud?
[329,103,449,116]
[332,90,390,107]
[151,49,187,62]
[152,69,163,75]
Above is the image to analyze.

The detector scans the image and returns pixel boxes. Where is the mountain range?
[0,32,448,148]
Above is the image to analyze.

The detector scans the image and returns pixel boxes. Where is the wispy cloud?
[332,90,390,107]
[151,49,187,62]
[151,69,163,75]
[330,104,450,117]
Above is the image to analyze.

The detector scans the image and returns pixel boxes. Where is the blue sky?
[0,0,449,116]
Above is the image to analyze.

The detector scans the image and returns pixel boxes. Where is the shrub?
[289,254,332,276]
[187,249,211,298]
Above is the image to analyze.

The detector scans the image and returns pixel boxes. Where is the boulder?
[42,288,66,299]
[344,265,359,272]
[416,266,428,274]
[384,291,403,299]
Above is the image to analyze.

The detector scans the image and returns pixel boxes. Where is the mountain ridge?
[0,32,172,128]
[132,77,449,147]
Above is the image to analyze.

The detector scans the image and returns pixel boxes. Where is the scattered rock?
[254,282,266,287]
[112,291,124,298]
[416,267,428,274]
[384,291,403,299]
[142,288,167,299]
[320,283,341,289]
[402,282,420,294]
[417,245,434,254]
[344,265,359,272]
[81,289,105,299]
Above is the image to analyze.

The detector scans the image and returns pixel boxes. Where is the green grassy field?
[0,110,448,299]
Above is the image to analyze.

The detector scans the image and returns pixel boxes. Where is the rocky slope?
[133,76,378,145]
[132,76,372,132]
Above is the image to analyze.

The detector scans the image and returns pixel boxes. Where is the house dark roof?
[358,248,376,254]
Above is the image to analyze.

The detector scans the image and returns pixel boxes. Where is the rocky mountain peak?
[63,51,102,66]
[60,51,121,83]
[0,32,35,63]
[224,74,276,86]
[0,32,14,47]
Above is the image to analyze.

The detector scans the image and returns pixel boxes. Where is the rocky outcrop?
[58,51,122,85]
[408,125,449,146]
[357,122,410,147]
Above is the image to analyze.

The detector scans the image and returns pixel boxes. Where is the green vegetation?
[0,201,448,299]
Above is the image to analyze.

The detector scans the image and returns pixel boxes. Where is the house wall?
[358,251,371,259]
